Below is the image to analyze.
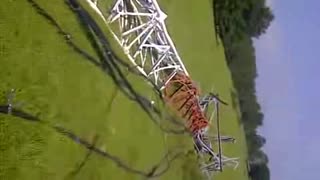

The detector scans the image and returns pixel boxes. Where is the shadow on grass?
[26,0,188,135]
[230,88,242,125]
[0,106,186,178]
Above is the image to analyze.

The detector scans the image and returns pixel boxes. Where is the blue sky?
[255,0,320,179]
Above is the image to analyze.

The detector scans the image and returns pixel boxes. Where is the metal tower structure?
[85,0,239,178]
[106,0,189,89]
[197,95,240,175]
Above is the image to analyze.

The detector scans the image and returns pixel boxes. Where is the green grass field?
[0,0,248,179]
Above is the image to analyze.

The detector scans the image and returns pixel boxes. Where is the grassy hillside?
[0,0,248,179]
[159,0,249,179]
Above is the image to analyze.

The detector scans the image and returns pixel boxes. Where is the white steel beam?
[105,0,189,88]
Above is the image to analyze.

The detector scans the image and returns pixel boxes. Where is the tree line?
[213,0,274,179]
